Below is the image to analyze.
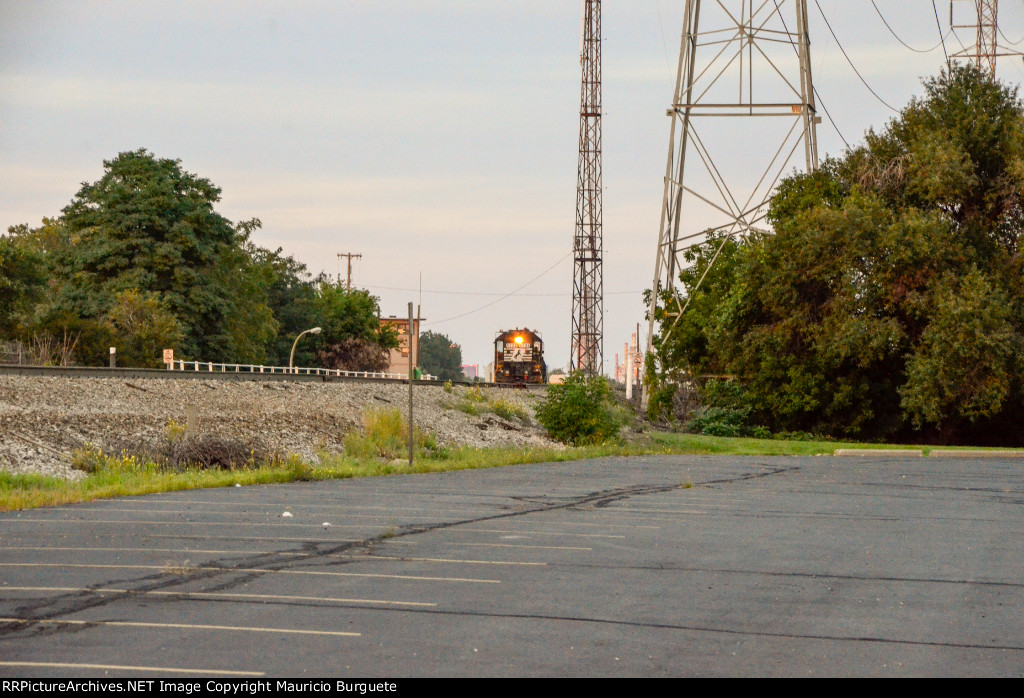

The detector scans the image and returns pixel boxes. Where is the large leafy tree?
[418,330,463,381]
[49,149,275,363]
[651,66,1024,444]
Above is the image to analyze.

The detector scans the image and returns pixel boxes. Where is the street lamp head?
[290,326,324,370]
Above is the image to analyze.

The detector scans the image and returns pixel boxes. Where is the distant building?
[461,364,479,380]
[380,314,422,375]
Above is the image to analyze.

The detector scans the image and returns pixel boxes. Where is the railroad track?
[0,364,540,390]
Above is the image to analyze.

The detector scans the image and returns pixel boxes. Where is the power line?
[870,0,948,53]
[950,27,971,56]
[814,87,851,150]
[364,284,640,298]
[654,0,673,76]
[425,252,573,326]
[813,0,899,112]
[931,0,950,63]
[999,23,1024,46]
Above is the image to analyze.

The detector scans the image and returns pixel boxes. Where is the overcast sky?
[3,1,1024,371]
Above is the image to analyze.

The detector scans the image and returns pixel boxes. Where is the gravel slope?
[0,377,558,480]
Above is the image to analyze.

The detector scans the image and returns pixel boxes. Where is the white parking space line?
[43,508,662,529]
[0,661,262,676]
[6,519,387,530]
[139,533,363,544]
[455,528,625,539]
[40,507,436,522]
[0,617,360,637]
[1,586,436,607]
[407,541,591,551]
[136,499,496,515]
[368,556,545,566]
[12,532,578,549]
[0,563,500,584]
[0,546,306,556]
[512,520,660,529]
[588,507,722,517]
[6,520,632,538]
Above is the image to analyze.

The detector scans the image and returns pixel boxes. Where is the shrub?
[535,372,620,445]
[682,379,772,438]
[684,406,750,437]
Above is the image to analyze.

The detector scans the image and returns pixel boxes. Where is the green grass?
[3,427,1022,513]
[649,432,853,456]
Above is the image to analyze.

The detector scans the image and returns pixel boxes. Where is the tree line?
[0,149,400,370]
[647,66,1024,445]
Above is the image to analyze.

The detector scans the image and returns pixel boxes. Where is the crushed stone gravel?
[0,377,559,480]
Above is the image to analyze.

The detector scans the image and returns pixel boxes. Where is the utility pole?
[570,0,604,376]
[950,1,1018,77]
[407,301,415,466]
[641,1,818,408]
[337,252,362,291]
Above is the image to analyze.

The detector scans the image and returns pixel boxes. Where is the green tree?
[418,331,463,381]
[49,149,275,363]
[651,66,1024,444]
[249,246,320,367]
[0,232,47,339]
[312,282,398,371]
[106,289,185,368]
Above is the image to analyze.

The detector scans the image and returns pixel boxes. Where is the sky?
[3,1,1024,373]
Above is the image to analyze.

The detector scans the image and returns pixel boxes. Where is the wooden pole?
[408,301,414,466]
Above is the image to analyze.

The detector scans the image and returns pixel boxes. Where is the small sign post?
[109,347,116,369]
[163,349,174,370]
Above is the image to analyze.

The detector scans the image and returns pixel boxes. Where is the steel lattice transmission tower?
[642,0,818,407]
[571,0,604,376]
[950,1,1013,77]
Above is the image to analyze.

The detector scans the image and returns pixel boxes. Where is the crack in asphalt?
[0,464,798,638]
[19,590,1021,655]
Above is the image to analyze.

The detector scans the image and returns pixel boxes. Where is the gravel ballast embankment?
[0,376,558,480]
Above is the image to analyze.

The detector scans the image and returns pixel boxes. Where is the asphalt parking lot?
[0,455,1021,677]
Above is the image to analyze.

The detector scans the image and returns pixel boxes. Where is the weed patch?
[491,398,530,422]
[343,407,438,460]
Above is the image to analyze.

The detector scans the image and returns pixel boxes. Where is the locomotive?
[493,328,546,385]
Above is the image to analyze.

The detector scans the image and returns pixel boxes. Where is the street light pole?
[289,327,322,372]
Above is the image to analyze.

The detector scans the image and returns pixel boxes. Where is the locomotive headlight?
[514,336,524,345]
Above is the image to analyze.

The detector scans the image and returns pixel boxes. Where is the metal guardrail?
[0,364,553,390]
[165,360,436,381]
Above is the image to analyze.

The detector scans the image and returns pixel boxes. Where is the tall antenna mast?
[570,0,604,376]
[950,1,1016,77]
[642,0,818,407]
